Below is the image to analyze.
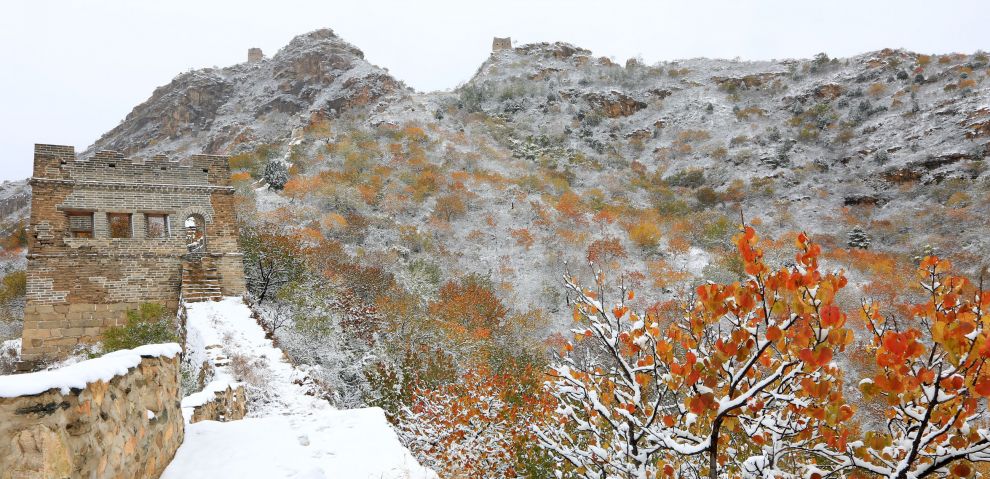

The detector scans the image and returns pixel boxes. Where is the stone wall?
[21,144,246,363]
[0,344,183,478]
[189,383,247,424]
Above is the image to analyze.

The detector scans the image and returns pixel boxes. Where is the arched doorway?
[185,214,206,252]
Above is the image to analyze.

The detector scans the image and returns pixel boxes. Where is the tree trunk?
[709,418,722,479]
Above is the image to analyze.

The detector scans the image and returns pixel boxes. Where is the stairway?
[181,255,223,302]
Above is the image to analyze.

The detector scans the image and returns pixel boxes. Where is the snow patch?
[0,343,181,398]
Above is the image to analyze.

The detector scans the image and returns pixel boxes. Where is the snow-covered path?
[162,298,436,479]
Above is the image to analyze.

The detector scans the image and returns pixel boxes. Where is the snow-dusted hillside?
[0,180,29,234]
[70,28,990,320]
[164,298,435,479]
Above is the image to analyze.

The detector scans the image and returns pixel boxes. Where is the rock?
[573,91,647,118]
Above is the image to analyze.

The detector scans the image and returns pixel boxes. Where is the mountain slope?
[75,29,990,314]
[0,180,29,236]
[88,29,407,157]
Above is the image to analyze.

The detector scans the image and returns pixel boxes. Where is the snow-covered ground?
[162,298,435,479]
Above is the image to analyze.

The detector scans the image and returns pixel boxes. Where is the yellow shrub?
[867,82,886,97]
[628,221,661,249]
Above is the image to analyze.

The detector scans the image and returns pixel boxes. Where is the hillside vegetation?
[3,28,990,477]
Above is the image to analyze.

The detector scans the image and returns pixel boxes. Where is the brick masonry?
[21,144,246,362]
[492,37,512,52]
[247,47,264,62]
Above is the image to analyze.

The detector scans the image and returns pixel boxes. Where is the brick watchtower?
[492,37,512,52]
[20,145,246,364]
[247,48,264,62]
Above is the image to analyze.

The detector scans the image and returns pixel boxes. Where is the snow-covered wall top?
[0,342,184,478]
[0,342,181,398]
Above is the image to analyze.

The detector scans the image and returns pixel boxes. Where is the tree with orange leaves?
[831,256,990,478]
[429,275,508,343]
[587,237,627,266]
[536,226,856,479]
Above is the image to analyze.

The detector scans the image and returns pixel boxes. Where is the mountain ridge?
[12,28,990,313]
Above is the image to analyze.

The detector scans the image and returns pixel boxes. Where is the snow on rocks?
[164,297,436,479]
[0,342,181,398]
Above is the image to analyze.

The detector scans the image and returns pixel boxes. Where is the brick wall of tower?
[20,144,246,363]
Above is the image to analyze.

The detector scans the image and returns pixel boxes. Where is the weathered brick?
[20,144,245,361]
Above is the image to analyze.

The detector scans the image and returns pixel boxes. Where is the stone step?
[181,258,225,303]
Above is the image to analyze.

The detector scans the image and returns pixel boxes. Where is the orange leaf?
[821,305,844,328]
[766,325,782,342]
[974,377,990,397]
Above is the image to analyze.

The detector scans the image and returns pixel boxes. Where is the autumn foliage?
[399,366,554,478]
[430,275,508,342]
[842,256,990,478]
[534,225,990,478]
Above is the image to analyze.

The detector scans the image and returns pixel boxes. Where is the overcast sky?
[1,0,987,182]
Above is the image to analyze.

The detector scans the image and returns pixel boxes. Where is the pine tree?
[847,225,870,249]
[264,159,289,190]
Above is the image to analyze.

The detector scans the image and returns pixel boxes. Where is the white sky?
[1,0,987,182]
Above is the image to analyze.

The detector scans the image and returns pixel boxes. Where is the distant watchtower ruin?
[492,37,512,52]
[247,48,264,62]
[20,144,246,363]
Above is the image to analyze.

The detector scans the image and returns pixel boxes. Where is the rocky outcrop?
[515,42,591,60]
[963,108,990,139]
[561,90,647,118]
[85,28,406,159]
[711,72,787,91]
[0,180,30,233]
[0,344,183,479]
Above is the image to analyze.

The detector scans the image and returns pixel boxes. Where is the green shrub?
[665,168,706,189]
[695,187,720,207]
[102,303,178,352]
[0,271,26,303]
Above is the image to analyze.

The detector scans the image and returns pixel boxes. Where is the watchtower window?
[108,213,133,239]
[185,214,206,252]
[67,212,94,238]
[146,214,169,238]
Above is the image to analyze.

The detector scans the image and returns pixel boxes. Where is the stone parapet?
[20,301,179,363]
[189,384,247,423]
[0,344,184,478]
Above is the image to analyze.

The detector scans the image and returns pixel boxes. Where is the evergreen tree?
[264,159,289,190]
[847,225,871,249]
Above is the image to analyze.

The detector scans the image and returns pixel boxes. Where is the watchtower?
[248,48,264,62]
[20,144,246,363]
[492,37,512,52]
